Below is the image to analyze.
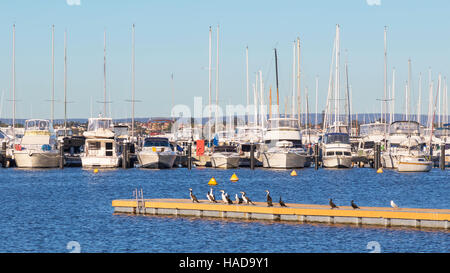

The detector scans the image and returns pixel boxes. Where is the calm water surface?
[0,167,448,253]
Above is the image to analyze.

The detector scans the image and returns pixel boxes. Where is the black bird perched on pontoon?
[235,193,243,204]
[240,191,255,205]
[206,188,217,203]
[189,188,199,203]
[351,200,360,209]
[279,196,287,207]
[329,198,338,209]
[265,190,273,207]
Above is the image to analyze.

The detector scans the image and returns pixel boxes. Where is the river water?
[0,167,448,253]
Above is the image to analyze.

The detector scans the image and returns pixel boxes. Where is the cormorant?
[206,188,217,203]
[235,193,243,204]
[265,190,273,207]
[329,198,338,209]
[279,196,287,207]
[240,191,255,205]
[189,188,199,203]
[351,200,360,209]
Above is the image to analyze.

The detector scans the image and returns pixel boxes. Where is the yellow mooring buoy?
[230,173,239,182]
[377,168,383,174]
[93,168,99,174]
[208,177,217,186]
[290,170,297,176]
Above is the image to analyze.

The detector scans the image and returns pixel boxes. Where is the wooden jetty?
[112,198,450,230]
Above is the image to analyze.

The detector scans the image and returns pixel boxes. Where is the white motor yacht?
[321,132,353,168]
[81,117,121,168]
[137,137,176,169]
[14,119,60,168]
[210,145,240,169]
[262,118,307,169]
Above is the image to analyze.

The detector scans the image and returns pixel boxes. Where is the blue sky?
[0,0,449,120]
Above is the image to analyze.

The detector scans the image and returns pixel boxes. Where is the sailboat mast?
[384,26,387,125]
[246,46,249,114]
[274,48,280,116]
[215,25,219,136]
[131,24,135,139]
[208,26,212,142]
[12,24,16,136]
[315,76,319,127]
[104,29,107,117]
[64,30,67,133]
[291,41,295,118]
[297,37,301,127]
[417,73,422,124]
[406,59,412,121]
[391,68,396,124]
[334,24,340,128]
[51,25,55,126]
[259,70,264,129]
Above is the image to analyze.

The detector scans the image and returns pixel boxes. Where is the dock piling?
[314,144,319,170]
[440,143,445,170]
[187,142,192,170]
[59,141,64,169]
[250,143,255,170]
[122,143,128,169]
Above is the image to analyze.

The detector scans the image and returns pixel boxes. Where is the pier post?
[250,143,255,170]
[1,141,6,168]
[122,143,128,169]
[59,140,64,169]
[374,143,380,170]
[314,144,319,170]
[187,142,192,170]
[440,143,446,170]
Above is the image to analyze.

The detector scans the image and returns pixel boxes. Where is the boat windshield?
[390,121,420,135]
[87,118,113,131]
[25,119,52,131]
[143,138,171,147]
[268,118,299,130]
[213,145,237,153]
[324,133,350,144]
[360,123,388,136]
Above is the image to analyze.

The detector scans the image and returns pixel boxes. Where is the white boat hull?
[262,152,306,169]
[137,152,176,169]
[81,156,120,168]
[211,154,240,169]
[322,155,352,169]
[397,160,432,172]
[14,151,60,168]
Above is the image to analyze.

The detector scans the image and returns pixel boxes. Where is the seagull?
[235,193,243,204]
[279,196,287,207]
[206,188,217,203]
[390,200,399,209]
[329,198,338,209]
[265,190,273,207]
[351,200,360,209]
[240,191,255,205]
[189,188,199,203]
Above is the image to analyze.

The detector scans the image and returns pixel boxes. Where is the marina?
[0,0,449,257]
